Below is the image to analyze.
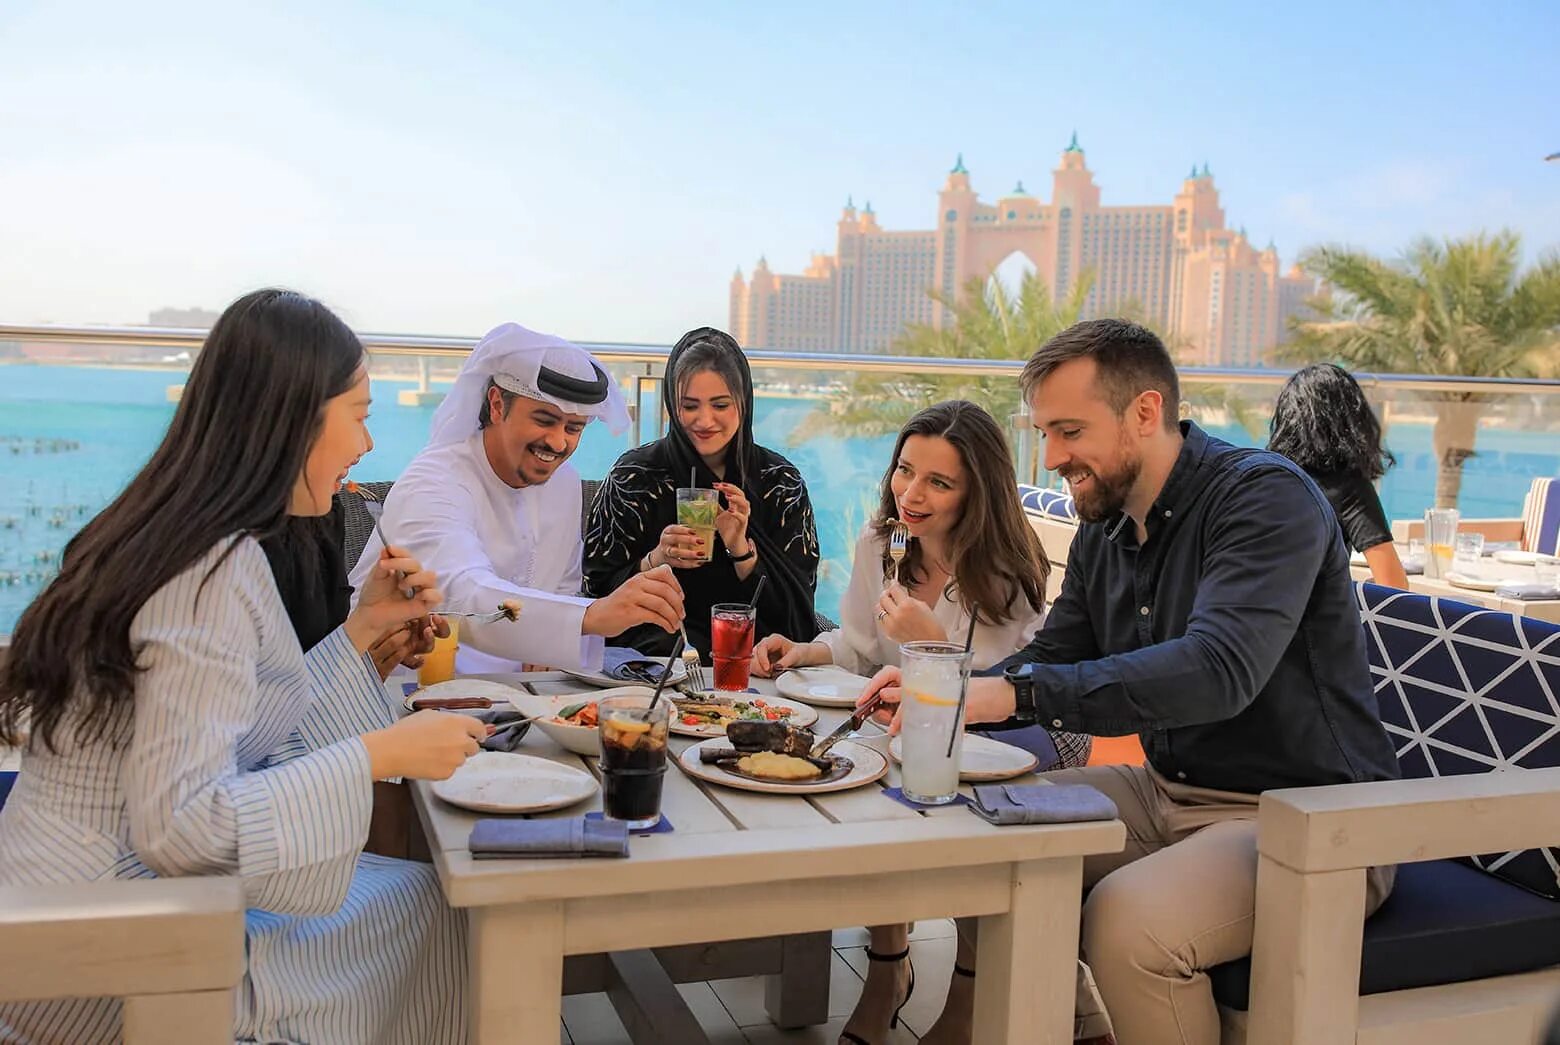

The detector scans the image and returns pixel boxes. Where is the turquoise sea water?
[1,363,1555,634]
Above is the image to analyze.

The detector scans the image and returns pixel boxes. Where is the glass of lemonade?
[417,616,459,687]
[1424,508,1460,579]
[676,488,720,564]
[898,640,972,805]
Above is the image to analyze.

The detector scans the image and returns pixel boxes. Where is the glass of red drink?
[710,603,756,691]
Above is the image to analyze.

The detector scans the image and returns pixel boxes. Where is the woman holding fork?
[751,400,1091,1045]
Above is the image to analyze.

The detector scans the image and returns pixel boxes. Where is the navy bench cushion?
[1211,857,1560,1011]
[1358,582,1560,898]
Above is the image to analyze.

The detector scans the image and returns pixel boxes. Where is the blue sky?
[1,0,1555,343]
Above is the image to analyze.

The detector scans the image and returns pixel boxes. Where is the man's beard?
[1065,453,1141,524]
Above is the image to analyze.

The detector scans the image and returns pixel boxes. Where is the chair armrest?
[0,877,245,1003]
[1390,517,1526,543]
[1258,766,1560,873]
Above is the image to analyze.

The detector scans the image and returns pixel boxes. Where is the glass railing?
[3,324,1558,636]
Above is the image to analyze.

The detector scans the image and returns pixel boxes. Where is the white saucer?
[775,667,873,708]
[430,751,598,814]
[1493,550,1544,566]
[888,732,1040,782]
[402,679,525,716]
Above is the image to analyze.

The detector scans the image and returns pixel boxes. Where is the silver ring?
[876,609,888,622]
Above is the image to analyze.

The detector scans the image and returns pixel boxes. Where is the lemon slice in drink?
[906,689,960,708]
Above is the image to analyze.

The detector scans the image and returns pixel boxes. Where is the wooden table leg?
[470,901,564,1045]
[763,931,832,1028]
[972,857,1083,1045]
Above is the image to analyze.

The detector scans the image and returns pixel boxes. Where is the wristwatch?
[1002,662,1040,724]
[727,544,756,563]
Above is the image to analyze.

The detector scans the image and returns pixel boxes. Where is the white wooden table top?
[401,671,1124,909]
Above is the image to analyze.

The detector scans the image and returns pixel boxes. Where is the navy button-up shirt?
[997,422,1400,794]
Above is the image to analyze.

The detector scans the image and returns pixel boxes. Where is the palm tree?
[1283,231,1560,507]
[794,270,1094,441]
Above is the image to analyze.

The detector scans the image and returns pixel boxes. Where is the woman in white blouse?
[0,289,485,1044]
[752,399,1091,1045]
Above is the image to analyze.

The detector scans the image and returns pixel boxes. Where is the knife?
[809,693,885,759]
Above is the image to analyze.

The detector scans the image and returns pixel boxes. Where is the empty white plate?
[1443,572,1502,593]
[889,732,1040,782]
[431,751,598,814]
[775,667,873,708]
[1493,550,1544,566]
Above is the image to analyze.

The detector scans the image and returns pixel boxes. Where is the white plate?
[667,696,818,738]
[559,662,687,690]
[402,679,525,716]
[1443,572,1503,593]
[430,751,598,814]
[1493,550,1544,566]
[775,667,873,708]
[888,732,1040,782]
[678,738,887,795]
[506,686,660,757]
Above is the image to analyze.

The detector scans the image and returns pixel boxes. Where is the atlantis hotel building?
[729,137,1316,366]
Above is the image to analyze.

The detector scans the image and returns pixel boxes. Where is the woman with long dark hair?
[751,400,1090,1045]
[0,289,483,1044]
[584,326,819,657]
[1268,363,1409,589]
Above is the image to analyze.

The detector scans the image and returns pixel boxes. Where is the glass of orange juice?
[898,641,972,804]
[417,616,460,687]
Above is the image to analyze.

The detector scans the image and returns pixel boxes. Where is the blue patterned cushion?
[1017,484,1078,522]
[1357,582,1560,898]
[0,770,14,811]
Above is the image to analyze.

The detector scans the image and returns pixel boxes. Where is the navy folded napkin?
[476,708,532,752]
[602,646,670,684]
[468,817,629,859]
[969,783,1118,826]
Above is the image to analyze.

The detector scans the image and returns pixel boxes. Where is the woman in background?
[1268,363,1409,589]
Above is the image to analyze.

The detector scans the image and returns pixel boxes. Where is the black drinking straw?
[946,611,979,757]
[747,574,768,609]
[646,633,686,713]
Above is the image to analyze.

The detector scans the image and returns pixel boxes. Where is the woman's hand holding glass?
[650,524,706,568]
[712,482,752,555]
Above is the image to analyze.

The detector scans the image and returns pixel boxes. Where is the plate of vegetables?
[509,686,652,757]
[667,694,817,739]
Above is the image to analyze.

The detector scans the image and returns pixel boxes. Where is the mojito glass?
[898,640,972,805]
[676,488,719,564]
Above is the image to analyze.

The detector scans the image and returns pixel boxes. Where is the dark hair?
[873,401,1048,626]
[1268,363,1395,481]
[1,289,365,751]
[1020,318,1180,429]
[477,377,518,428]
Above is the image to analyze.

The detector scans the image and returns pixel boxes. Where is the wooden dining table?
[1349,546,1560,622]
[399,669,1126,1044]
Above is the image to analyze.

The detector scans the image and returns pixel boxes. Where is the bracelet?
[641,551,658,572]
[727,544,756,563]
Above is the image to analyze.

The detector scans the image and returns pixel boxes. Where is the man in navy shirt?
[862,319,1398,1045]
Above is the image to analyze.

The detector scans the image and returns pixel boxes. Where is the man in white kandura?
[350,323,685,672]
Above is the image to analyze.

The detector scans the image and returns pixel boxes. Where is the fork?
[886,520,910,584]
[442,607,518,625]
[347,482,413,599]
[678,623,709,693]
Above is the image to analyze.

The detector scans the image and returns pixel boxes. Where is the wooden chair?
[0,877,245,1044]
[1215,585,1560,1044]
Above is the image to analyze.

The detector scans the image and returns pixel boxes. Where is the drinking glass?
[675,488,719,564]
[1453,532,1485,573]
[898,640,972,805]
[1423,508,1460,579]
[417,616,459,686]
[598,693,669,830]
[710,603,756,691]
